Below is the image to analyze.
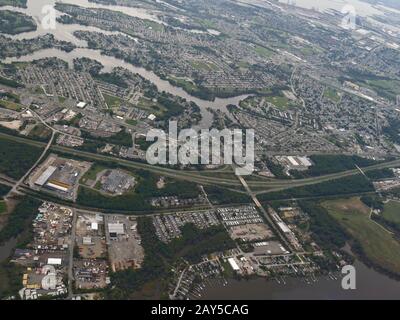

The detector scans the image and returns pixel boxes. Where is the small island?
[0,10,36,35]
[0,0,27,8]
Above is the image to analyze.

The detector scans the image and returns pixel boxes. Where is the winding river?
[2,0,400,299]
[0,0,249,128]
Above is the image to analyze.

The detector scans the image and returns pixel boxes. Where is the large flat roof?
[228,258,240,271]
[108,223,124,235]
[35,166,57,186]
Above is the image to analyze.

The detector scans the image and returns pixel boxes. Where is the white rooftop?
[76,102,87,108]
[108,223,124,235]
[47,258,62,265]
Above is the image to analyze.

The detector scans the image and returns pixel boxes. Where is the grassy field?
[28,124,52,140]
[238,61,250,69]
[167,76,198,93]
[365,79,400,102]
[125,119,138,126]
[137,97,165,116]
[324,87,341,103]
[265,95,289,109]
[254,45,274,58]
[0,99,24,112]
[80,164,106,185]
[189,60,218,71]
[382,201,400,227]
[104,93,124,109]
[199,19,217,30]
[142,19,164,32]
[323,197,400,275]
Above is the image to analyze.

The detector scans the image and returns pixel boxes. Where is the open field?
[136,97,166,117]
[0,99,24,112]
[189,60,218,71]
[254,45,274,58]
[365,79,400,101]
[103,93,123,109]
[324,87,341,103]
[323,197,400,276]
[265,95,289,109]
[382,201,400,227]
[80,164,107,185]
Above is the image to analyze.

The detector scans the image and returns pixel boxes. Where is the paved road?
[2,131,400,195]
[5,131,55,200]
[236,174,294,252]
[68,208,77,299]
[170,267,189,300]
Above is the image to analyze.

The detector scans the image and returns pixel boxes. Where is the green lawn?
[80,164,106,185]
[254,45,274,58]
[324,88,341,103]
[167,76,198,92]
[142,19,164,32]
[265,95,289,109]
[125,119,138,126]
[382,201,400,227]
[323,197,400,275]
[137,97,165,116]
[199,19,217,30]
[104,93,124,109]
[238,61,250,69]
[189,60,218,71]
[365,79,400,101]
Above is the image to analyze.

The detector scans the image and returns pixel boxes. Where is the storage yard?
[105,215,144,272]
[29,154,92,201]
[75,212,107,259]
[11,202,71,300]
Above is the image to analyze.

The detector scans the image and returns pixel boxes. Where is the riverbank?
[201,259,400,299]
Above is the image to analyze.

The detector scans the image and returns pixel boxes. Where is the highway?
[1,131,400,196]
[237,173,294,252]
[5,131,55,199]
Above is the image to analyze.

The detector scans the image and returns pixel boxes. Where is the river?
[276,0,400,17]
[201,260,400,299]
[0,0,249,128]
[2,0,400,299]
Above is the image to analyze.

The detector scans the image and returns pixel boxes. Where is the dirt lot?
[229,223,273,241]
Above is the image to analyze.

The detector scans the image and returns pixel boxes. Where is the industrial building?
[108,222,125,238]
[30,154,92,201]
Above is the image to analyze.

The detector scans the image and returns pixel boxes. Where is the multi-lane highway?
[1,131,400,198]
